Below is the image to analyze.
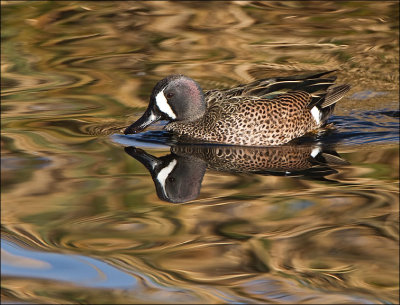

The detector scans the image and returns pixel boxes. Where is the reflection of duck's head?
[125,144,349,204]
[125,147,206,203]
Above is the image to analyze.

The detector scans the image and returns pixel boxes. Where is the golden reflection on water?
[1,1,399,304]
[3,143,398,303]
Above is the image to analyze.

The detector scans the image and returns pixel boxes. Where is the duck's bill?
[124,108,161,134]
[124,146,162,170]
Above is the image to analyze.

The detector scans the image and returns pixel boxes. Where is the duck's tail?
[231,70,350,125]
[308,84,351,125]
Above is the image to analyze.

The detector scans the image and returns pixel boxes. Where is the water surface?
[2,1,399,304]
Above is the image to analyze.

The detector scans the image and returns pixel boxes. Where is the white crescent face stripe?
[156,159,177,197]
[155,89,176,119]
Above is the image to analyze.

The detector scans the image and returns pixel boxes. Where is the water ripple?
[2,1,398,304]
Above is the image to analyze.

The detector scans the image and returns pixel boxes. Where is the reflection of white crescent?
[156,159,177,196]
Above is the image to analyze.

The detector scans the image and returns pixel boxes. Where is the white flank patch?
[156,159,177,196]
[310,147,321,158]
[310,106,321,125]
[155,89,176,119]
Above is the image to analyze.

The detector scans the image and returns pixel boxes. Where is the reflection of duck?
[124,71,350,146]
[125,144,348,203]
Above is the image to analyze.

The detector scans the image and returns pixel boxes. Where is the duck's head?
[124,75,205,135]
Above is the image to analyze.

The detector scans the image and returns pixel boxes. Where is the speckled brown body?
[166,91,317,146]
[124,71,350,146]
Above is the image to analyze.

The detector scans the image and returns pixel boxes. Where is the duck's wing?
[203,70,350,111]
[209,70,339,100]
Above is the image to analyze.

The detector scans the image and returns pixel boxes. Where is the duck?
[124,70,350,146]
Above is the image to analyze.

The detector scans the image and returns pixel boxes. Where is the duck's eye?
[165,92,174,99]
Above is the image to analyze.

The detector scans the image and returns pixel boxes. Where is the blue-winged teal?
[124,70,350,146]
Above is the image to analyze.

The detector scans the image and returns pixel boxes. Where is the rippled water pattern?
[2,1,399,304]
